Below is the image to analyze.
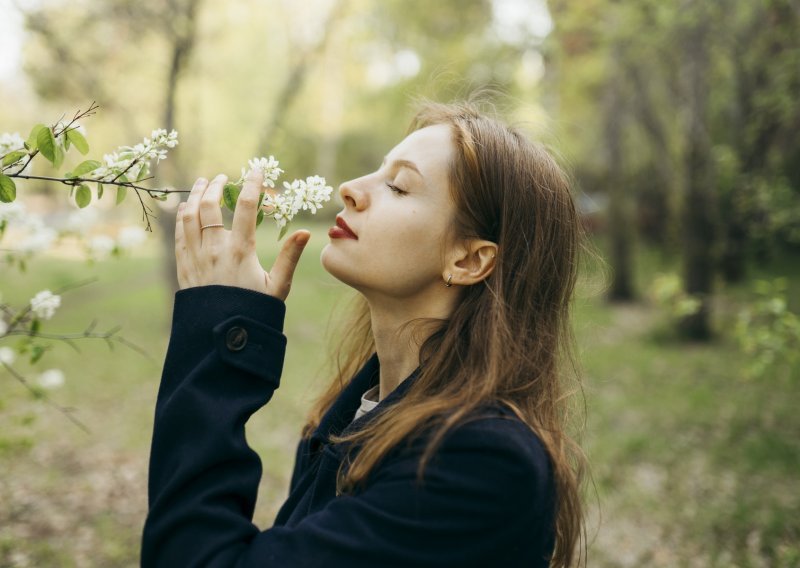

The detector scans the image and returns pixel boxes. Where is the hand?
[175,169,311,301]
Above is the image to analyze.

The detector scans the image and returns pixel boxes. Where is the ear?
[443,239,498,287]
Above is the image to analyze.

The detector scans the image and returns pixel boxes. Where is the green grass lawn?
[1,224,798,567]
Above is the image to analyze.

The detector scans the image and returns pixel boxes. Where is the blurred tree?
[19,0,204,296]
[603,41,635,301]
[677,0,716,340]
[545,0,799,338]
[717,0,800,282]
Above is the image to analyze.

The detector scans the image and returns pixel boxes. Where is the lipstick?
[329,216,358,240]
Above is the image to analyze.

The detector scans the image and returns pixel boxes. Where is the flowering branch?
[1,102,334,236]
[0,277,152,432]
[0,360,89,434]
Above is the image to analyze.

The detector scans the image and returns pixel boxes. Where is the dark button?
[225,326,248,351]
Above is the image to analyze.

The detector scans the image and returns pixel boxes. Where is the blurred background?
[1,0,798,565]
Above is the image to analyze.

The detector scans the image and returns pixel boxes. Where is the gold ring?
[200,224,224,231]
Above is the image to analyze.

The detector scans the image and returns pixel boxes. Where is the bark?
[678,4,716,340]
[154,0,203,298]
[605,45,635,302]
[255,1,344,153]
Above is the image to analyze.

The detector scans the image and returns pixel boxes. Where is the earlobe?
[444,239,498,287]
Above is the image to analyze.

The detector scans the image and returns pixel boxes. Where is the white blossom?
[37,369,65,389]
[262,193,294,229]
[117,226,147,249]
[64,207,99,234]
[247,156,284,189]
[19,222,57,254]
[0,346,14,364]
[0,132,25,155]
[30,290,61,320]
[87,235,116,259]
[0,201,27,224]
[260,175,333,229]
[91,129,179,181]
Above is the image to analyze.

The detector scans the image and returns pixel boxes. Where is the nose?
[338,178,368,211]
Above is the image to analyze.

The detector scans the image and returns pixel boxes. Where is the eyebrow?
[382,157,424,179]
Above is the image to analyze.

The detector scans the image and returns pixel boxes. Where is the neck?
[366,288,456,401]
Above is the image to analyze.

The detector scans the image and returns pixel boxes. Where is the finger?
[232,168,263,250]
[182,177,208,254]
[198,173,228,244]
[268,230,311,300]
[175,202,187,287]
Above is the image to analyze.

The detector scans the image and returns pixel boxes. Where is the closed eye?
[386,182,407,196]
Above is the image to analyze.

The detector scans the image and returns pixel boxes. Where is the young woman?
[142,102,586,567]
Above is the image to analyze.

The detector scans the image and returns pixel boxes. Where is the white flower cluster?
[92,129,179,181]
[0,132,25,156]
[0,345,65,388]
[263,176,334,228]
[85,226,147,260]
[237,156,333,231]
[0,201,58,254]
[0,345,14,362]
[30,290,61,320]
[37,368,65,389]
[245,156,283,189]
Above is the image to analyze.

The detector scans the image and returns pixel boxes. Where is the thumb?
[267,230,311,300]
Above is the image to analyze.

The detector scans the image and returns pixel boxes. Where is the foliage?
[735,278,800,381]
[648,272,701,319]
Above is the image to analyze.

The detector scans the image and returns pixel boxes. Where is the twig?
[1,360,90,434]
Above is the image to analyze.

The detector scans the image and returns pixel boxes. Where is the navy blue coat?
[141,285,556,567]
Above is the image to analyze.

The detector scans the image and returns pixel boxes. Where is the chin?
[320,245,358,288]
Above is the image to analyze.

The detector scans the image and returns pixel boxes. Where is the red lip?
[330,215,358,239]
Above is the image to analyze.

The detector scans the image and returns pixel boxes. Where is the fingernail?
[297,232,310,246]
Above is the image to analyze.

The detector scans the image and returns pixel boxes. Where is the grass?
[1,224,799,567]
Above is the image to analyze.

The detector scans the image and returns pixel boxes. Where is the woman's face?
[321,124,456,300]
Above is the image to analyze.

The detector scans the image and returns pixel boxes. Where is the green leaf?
[278,223,289,240]
[116,186,127,205]
[136,166,149,182]
[30,319,41,334]
[52,144,65,170]
[66,129,89,155]
[223,183,241,210]
[37,127,57,164]
[75,184,92,208]
[64,135,71,151]
[256,209,265,227]
[97,183,104,199]
[30,344,46,364]
[0,174,16,203]
[70,159,102,178]
[26,124,46,151]
[2,150,28,167]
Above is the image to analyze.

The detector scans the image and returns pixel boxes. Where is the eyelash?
[386,182,407,196]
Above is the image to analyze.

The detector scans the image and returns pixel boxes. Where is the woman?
[142,102,586,567]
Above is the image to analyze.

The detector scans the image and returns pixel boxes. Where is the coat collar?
[309,353,420,447]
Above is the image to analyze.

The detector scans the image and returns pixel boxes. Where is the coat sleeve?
[142,285,554,568]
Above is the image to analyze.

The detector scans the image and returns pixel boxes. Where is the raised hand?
[175,168,310,301]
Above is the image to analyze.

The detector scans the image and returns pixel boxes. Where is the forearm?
[142,285,288,567]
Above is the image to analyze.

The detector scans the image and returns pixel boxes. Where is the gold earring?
[445,274,453,287]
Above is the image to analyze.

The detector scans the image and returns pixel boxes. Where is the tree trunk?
[605,46,635,302]
[255,1,344,153]
[154,0,203,298]
[679,3,716,340]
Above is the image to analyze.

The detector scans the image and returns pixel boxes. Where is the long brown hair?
[302,101,587,566]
